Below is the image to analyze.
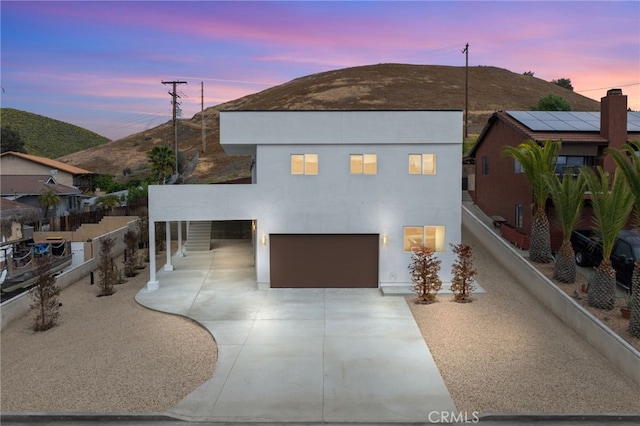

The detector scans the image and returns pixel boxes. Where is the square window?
[409,154,436,174]
[291,154,318,175]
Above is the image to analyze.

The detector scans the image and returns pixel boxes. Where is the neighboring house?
[0,198,39,242]
[147,110,462,290]
[0,151,95,191]
[0,175,83,217]
[468,89,640,248]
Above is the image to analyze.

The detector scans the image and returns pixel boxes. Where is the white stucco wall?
[148,110,462,288]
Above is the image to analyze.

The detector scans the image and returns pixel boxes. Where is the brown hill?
[59,64,601,183]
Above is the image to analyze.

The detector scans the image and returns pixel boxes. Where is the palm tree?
[502,140,560,263]
[95,194,121,209]
[38,189,61,218]
[147,145,175,184]
[543,171,587,283]
[581,166,634,310]
[605,141,640,336]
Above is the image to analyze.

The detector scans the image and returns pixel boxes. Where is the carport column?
[146,219,159,291]
[164,221,173,271]
[177,220,184,257]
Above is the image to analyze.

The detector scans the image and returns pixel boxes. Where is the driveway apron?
[135,239,457,423]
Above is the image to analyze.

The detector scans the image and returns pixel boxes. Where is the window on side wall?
[403,226,445,252]
[409,154,436,174]
[482,155,489,175]
[515,204,523,228]
[291,154,318,175]
[350,154,377,174]
[514,159,524,173]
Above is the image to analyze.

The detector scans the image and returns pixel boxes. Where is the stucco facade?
[147,110,462,290]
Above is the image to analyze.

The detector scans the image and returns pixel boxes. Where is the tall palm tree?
[605,141,640,337]
[502,140,560,263]
[38,189,61,218]
[581,166,634,310]
[543,171,587,283]
[147,145,175,184]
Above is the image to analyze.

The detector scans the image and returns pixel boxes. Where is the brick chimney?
[601,88,627,174]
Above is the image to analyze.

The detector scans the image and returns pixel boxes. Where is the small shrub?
[123,229,139,276]
[450,243,477,302]
[97,236,116,296]
[29,258,61,332]
[116,267,127,284]
[409,247,442,304]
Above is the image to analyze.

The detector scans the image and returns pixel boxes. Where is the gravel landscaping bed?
[408,228,640,415]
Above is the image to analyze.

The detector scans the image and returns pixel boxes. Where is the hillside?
[0,108,110,158]
[59,64,601,183]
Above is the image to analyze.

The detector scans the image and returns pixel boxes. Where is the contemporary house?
[0,151,95,191]
[468,89,640,249]
[147,110,462,290]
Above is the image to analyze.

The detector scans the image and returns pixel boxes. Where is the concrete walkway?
[135,239,457,423]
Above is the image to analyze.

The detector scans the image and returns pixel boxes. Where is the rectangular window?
[350,154,377,174]
[291,154,318,175]
[515,204,523,228]
[403,226,445,252]
[409,154,436,174]
[482,156,489,175]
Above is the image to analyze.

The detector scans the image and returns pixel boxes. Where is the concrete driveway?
[135,239,457,423]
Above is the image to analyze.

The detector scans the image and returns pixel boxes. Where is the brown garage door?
[270,234,379,288]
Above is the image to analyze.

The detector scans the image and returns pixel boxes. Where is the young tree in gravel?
[502,140,561,263]
[29,258,61,331]
[409,247,442,304]
[581,166,634,310]
[605,141,640,336]
[450,243,477,302]
[543,170,587,283]
[97,236,117,296]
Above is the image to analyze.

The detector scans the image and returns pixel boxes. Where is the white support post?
[146,219,159,290]
[164,221,173,271]
[177,220,184,257]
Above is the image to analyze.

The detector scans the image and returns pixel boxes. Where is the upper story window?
[350,154,377,174]
[555,156,593,175]
[409,154,436,175]
[291,154,318,175]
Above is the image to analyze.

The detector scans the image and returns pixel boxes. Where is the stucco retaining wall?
[462,205,640,387]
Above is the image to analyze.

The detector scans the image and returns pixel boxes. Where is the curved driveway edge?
[135,240,457,423]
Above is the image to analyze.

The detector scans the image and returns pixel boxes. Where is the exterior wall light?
[382,233,388,246]
[261,234,267,245]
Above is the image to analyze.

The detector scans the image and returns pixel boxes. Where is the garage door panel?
[270,234,378,288]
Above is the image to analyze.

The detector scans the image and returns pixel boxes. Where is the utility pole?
[162,80,187,178]
[462,43,469,139]
[201,81,206,153]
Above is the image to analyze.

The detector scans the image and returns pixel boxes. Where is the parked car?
[570,229,640,292]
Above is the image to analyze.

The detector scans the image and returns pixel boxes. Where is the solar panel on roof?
[507,111,640,133]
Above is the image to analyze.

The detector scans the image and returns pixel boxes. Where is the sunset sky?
[1,1,639,141]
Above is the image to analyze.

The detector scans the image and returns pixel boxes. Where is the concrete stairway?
[185,221,212,252]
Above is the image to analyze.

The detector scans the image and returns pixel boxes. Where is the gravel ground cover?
[0,248,216,413]
[408,228,640,415]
